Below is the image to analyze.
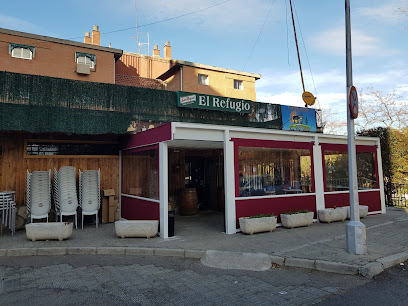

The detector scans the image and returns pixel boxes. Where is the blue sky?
[1,0,407,122]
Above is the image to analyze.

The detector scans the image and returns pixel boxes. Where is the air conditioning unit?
[76,63,90,75]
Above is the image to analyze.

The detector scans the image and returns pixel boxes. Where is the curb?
[1,247,407,278]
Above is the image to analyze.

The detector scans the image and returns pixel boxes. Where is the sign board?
[281,105,317,132]
[177,91,252,114]
[348,86,358,119]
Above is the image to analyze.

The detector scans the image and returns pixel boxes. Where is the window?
[25,140,118,157]
[121,146,159,200]
[238,147,312,197]
[198,73,209,85]
[75,52,96,68]
[234,80,243,90]
[9,43,34,60]
[324,151,377,191]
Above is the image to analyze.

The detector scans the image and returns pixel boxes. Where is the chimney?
[163,41,171,59]
[91,25,100,46]
[152,45,160,57]
[84,32,91,44]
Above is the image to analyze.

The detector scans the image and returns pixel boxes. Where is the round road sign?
[348,86,358,119]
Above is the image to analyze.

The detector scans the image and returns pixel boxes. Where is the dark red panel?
[235,195,317,227]
[324,190,381,212]
[122,122,172,150]
[121,196,159,220]
[320,143,377,153]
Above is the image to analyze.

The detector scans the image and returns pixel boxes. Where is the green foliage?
[281,209,311,215]
[245,214,274,219]
[0,71,284,135]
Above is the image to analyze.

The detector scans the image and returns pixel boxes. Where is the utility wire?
[242,0,277,71]
[292,0,320,109]
[66,0,232,41]
[285,0,290,66]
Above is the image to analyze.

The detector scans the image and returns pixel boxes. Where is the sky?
[1,0,407,123]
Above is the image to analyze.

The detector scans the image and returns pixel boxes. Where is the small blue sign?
[281,105,316,132]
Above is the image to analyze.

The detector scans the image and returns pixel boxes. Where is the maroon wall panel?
[235,195,317,227]
[324,190,381,212]
[121,196,159,220]
[122,122,172,150]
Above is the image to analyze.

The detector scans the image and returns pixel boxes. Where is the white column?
[119,150,122,218]
[377,139,386,213]
[159,142,168,238]
[313,137,325,212]
[223,129,236,234]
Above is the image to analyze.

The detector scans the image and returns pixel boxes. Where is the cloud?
[0,14,53,36]
[311,26,398,57]
[357,2,403,24]
[101,0,282,35]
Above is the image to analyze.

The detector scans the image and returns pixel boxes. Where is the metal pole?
[289,0,305,93]
[345,0,367,254]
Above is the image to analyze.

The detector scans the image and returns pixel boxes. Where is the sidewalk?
[1,207,408,278]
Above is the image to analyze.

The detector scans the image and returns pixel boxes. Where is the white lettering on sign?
[199,95,206,106]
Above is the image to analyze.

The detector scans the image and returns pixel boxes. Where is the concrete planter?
[25,222,73,241]
[115,220,159,238]
[280,212,314,229]
[239,216,277,235]
[318,207,348,223]
[347,205,369,219]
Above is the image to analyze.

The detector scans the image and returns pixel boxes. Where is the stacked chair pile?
[53,166,78,229]
[26,170,51,223]
[0,192,16,235]
[79,169,101,229]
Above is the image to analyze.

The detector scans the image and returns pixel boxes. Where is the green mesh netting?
[0,71,283,134]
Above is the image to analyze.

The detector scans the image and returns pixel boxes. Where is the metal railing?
[385,182,408,207]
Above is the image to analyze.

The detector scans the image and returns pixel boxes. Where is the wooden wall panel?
[0,133,119,205]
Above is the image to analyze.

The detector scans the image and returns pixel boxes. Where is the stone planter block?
[347,205,369,219]
[115,220,159,238]
[318,207,348,223]
[239,216,277,235]
[25,222,73,241]
[280,212,314,229]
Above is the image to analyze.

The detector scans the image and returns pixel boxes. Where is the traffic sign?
[348,86,358,119]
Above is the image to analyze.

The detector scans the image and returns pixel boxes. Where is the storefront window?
[324,151,377,191]
[238,147,312,197]
[121,146,159,200]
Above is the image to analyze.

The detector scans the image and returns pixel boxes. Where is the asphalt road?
[316,261,408,306]
[0,255,371,306]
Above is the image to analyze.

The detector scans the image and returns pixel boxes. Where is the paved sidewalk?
[1,207,408,278]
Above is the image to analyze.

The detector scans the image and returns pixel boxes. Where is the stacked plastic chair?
[0,192,16,236]
[53,166,78,229]
[79,169,100,229]
[26,170,51,223]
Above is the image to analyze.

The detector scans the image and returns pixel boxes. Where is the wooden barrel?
[180,188,198,216]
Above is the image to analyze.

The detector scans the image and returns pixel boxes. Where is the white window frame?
[198,73,209,85]
[234,79,243,90]
[11,47,33,60]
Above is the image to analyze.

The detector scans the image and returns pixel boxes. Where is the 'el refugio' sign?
[177,91,252,114]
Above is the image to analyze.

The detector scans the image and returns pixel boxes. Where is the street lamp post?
[345,0,367,254]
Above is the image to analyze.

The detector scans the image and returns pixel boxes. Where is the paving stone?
[0,249,7,257]
[269,255,285,266]
[201,250,272,271]
[359,262,384,279]
[7,248,37,256]
[184,249,205,259]
[126,247,154,256]
[97,247,126,255]
[376,251,408,269]
[37,248,67,256]
[154,248,185,258]
[285,257,315,269]
[315,260,359,275]
[67,247,97,255]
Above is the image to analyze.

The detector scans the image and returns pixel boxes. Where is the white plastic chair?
[0,191,16,236]
[53,166,78,229]
[79,169,100,229]
[26,170,51,223]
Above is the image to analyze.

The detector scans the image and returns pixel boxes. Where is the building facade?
[0,27,122,84]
